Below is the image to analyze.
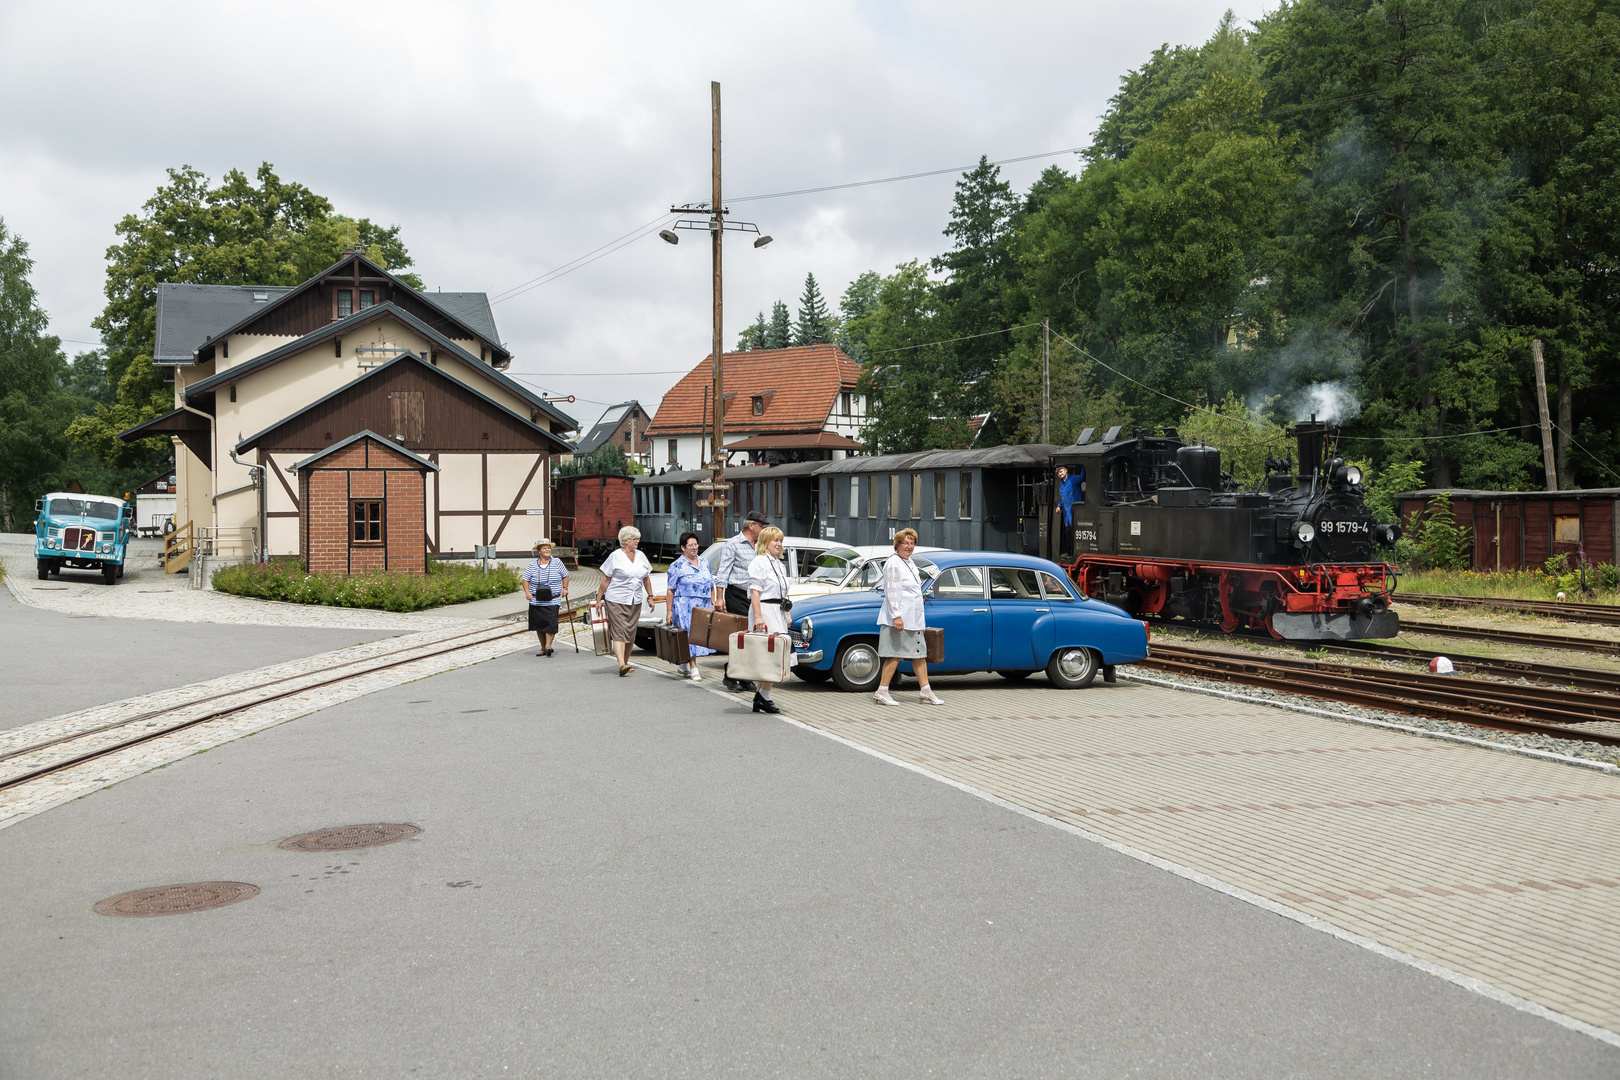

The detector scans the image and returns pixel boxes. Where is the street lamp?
[664,80,771,541]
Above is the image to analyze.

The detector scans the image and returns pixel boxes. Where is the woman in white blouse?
[875,528,943,706]
[595,525,652,676]
[747,526,792,714]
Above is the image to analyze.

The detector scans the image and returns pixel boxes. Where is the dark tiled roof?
[574,401,646,455]
[647,344,861,436]
[289,430,440,474]
[430,291,501,344]
[154,284,296,362]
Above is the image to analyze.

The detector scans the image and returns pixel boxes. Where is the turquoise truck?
[34,491,133,584]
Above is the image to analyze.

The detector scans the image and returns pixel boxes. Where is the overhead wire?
[489,211,675,305]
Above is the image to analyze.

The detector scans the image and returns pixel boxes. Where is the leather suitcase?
[588,602,611,657]
[654,624,690,664]
[924,627,944,665]
[724,631,794,684]
[690,607,745,653]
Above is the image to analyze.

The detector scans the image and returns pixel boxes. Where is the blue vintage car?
[788,550,1149,692]
[34,491,133,584]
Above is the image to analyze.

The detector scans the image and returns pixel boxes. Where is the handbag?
[923,627,944,665]
[654,624,690,664]
[691,607,746,653]
[533,584,553,603]
[725,631,793,684]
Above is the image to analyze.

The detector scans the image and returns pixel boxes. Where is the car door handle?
[973,607,988,612]
[1035,608,1049,612]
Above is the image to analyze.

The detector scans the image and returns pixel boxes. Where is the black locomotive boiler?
[1037,421,1402,640]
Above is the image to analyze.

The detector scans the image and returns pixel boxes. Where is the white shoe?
[918,689,944,705]
[873,690,900,707]
[689,668,702,682]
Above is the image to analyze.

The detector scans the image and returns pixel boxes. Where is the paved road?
[0,587,395,729]
[1,647,1613,1077]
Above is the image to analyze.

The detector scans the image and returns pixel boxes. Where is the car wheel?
[831,638,882,694]
[1046,647,1099,689]
[792,666,832,683]
[996,670,1034,682]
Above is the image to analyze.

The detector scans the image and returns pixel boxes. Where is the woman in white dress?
[875,528,944,706]
[747,526,792,714]
[594,526,652,676]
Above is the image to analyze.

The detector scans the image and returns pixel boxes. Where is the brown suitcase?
[923,627,945,664]
[654,624,690,664]
[691,607,746,653]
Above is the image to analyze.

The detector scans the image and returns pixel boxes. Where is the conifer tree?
[794,273,833,346]
[765,301,792,349]
[736,312,768,351]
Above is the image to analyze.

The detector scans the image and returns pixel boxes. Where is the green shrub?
[1394,493,1471,571]
[211,557,520,611]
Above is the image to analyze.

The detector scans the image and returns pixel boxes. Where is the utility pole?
[710,80,724,541]
[1041,316,1050,444]
[1533,338,1558,492]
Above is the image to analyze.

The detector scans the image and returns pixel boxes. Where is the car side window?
[857,561,883,588]
[989,567,1041,599]
[1037,571,1076,601]
[932,566,985,599]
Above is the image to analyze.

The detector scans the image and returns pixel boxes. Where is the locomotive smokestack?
[1290,419,1333,479]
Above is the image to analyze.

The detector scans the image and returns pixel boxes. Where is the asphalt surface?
[0,587,395,728]
[1,646,1615,1078]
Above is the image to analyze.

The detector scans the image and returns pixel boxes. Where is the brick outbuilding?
[292,431,438,575]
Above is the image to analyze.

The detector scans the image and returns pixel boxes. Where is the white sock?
[759,688,773,701]
[677,663,689,673]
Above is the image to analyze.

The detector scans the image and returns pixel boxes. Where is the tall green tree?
[855,262,978,452]
[0,219,76,530]
[793,273,834,346]
[932,157,1020,395]
[736,311,769,351]
[69,163,419,473]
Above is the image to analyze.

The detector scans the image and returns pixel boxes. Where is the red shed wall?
[560,475,633,544]
[301,438,428,575]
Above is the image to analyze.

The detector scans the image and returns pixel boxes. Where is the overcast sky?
[0,0,1270,432]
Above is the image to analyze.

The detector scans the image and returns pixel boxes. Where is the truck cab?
[35,492,133,584]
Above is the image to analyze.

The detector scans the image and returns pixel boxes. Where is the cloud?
[0,0,1275,423]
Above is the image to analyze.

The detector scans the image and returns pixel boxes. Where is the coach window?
[773,480,782,517]
[826,480,837,518]
[888,475,899,519]
[934,473,945,519]
[663,486,672,514]
[868,477,877,519]
[1037,571,1076,601]
[910,473,921,518]
[850,477,859,517]
[351,500,383,544]
[959,471,973,519]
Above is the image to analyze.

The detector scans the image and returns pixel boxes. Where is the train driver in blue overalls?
[1055,464,1085,557]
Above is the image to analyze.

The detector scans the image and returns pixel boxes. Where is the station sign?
[696,498,732,508]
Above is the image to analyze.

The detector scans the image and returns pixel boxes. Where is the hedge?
[211,558,520,612]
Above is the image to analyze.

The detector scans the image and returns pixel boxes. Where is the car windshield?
[858,554,937,590]
[48,498,120,520]
[808,548,860,582]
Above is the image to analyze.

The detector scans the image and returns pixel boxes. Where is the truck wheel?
[1046,647,1099,689]
[37,559,49,580]
[116,563,125,579]
[103,564,117,586]
[831,638,882,694]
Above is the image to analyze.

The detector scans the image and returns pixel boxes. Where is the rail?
[162,520,194,575]
[197,525,258,562]
[1398,592,1620,626]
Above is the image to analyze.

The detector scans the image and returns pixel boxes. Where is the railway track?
[1136,642,1620,748]
[1276,637,1620,695]
[0,604,594,794]
[1399,592,1620,625]
[1397,619,1620,656]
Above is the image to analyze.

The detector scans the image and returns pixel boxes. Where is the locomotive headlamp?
[1294,521,1316,545]
[1333,463,1363,486]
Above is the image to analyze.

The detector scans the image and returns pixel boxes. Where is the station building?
[119,251,577,566]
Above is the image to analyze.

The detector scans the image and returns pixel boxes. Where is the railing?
[163,520,194,575]
[197,526,258,562]
[552,515,575,547]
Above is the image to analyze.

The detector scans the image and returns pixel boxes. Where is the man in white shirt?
[715,510,766,692]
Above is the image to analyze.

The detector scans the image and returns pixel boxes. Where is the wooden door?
[388,391,424,446]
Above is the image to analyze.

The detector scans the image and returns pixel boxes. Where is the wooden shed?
[292,431,438,575]
[1397,488,1620,571]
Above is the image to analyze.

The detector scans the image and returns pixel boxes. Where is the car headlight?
[1295,521,1316,544]
[46,539,58,549]
[798,616,813,642]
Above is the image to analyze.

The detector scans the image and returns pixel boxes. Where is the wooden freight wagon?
[552,473,633,563]
[1397,488,1620,571]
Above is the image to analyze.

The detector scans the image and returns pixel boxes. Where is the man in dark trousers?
[714,510,767,692]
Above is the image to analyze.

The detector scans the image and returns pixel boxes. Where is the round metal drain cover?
[279,823,421,852]
[94,881,259,917]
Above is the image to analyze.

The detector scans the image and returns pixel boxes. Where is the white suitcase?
[724,631,794,683]
[588,602,611,657]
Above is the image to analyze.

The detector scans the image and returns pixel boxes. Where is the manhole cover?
[93,881,259,917]
[279,823,421,851]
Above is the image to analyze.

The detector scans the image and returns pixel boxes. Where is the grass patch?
[212,556,520,612]
[1398,568,1620,605]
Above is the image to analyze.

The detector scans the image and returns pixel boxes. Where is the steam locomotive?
[1037,421,1402,640]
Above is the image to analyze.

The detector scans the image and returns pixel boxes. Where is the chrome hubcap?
[842,644,879,683]
[1056,648,1091,679]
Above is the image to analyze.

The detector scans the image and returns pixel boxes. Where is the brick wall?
[300,436,429,575]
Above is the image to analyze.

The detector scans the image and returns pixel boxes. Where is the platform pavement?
[643,649,1620,1040]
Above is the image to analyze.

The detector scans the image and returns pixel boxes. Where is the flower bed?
[211,558,519,612]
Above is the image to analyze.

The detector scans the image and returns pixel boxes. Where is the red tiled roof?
[725,431,864,451]
[647,344,861,436]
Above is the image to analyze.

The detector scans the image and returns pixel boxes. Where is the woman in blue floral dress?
[665,531,717,680]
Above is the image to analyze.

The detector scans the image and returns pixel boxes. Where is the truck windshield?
[48,498,121,520]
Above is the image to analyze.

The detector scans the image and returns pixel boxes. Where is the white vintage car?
[787,544,946,601]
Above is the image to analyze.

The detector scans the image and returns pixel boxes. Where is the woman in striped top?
[522,539,569,656]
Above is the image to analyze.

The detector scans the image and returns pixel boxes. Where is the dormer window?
[252,290,269,303]
[336,290,374,318]
[752,395,765,416]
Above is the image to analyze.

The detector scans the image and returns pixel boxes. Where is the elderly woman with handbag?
[745,526,793,714]
[521,538,569,656]
[874,527,944,707]
[595,525,652,676]
[664,530,716,681]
